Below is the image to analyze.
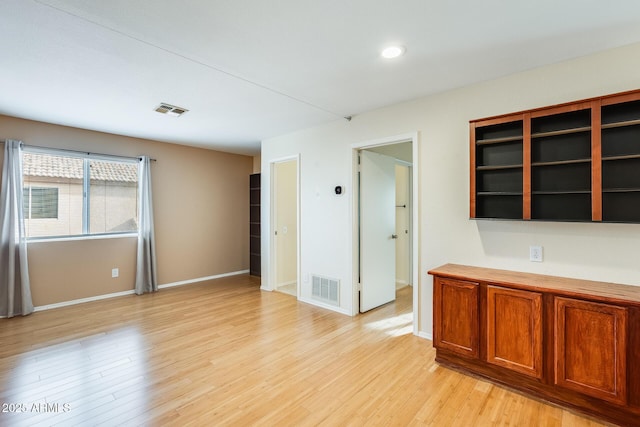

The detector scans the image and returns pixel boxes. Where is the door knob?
[391,234,398,239]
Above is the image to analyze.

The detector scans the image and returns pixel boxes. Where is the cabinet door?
[486,286,543,378]
[555,297,627,405]
[433,277,479,358]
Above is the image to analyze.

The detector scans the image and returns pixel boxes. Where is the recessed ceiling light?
[381,45,406,59]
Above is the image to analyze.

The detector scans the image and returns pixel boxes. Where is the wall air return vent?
[154,103,189,117]
[311,274,339,306]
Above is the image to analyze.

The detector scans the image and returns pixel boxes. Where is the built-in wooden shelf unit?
[470,89,640,222]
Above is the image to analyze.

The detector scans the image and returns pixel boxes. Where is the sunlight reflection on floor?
[2,327,148,426]
[364,312,413,336]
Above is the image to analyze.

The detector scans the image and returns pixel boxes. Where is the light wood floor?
[0,275,610,426]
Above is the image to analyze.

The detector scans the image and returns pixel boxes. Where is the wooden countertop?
[428,263,640,306]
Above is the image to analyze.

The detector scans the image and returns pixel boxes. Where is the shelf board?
[601,118,640,130]
[476,135,523,145]
[532,190,591,195]
[471,217,522,221]
[531,126,591,139]
[602,188,640,193]
[531,158,591,167]
[476,164,523,171]
[477,191,523,196]
[602,154,640,161]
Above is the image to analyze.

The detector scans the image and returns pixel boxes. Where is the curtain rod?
[20,143,157,162]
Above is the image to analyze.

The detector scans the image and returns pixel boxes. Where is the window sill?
[27,232,138,244]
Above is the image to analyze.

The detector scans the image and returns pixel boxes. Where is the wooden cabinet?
[470,89,640,222]
[433,277,479,358]
[554,297,627,405]
[486,286,542,378]
[429,264,640,426]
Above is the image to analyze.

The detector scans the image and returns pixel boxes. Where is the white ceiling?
[2,1,640,156]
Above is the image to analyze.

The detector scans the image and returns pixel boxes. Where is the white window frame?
[22,146,140,241]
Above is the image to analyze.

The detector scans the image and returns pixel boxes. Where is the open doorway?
[352,135,418,334]
[394,162,412,291]
[271,158,299,298]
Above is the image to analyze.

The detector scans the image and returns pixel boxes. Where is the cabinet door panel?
[555,297,627,405]
[487,286,543,378]
[434,278,479,358]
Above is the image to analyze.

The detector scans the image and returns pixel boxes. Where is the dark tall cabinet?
[249,173,261,276]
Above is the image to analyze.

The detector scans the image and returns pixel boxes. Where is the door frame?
[268,154,301,298]
[350,132,419,335]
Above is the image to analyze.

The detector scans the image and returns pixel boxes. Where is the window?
[23,187,59,219]
[22,151,139,239]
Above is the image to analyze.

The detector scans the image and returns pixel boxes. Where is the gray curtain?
[0,140,33,317]
[135,156,158,295]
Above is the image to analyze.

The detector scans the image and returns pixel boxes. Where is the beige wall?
[274,160,297,286]
[1,115,253,306]
[28,237,138,305]
[253,155,261,174]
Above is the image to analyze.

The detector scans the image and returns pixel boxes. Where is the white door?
[360,150,396,312]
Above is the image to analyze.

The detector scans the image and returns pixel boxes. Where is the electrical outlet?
[529,246,543,262]
[112,268,119,278]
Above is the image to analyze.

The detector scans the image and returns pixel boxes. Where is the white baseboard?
[159,270,249,289]
[35,289,136,312]
[418,331,433,341]
[298,296,352,316]
[34,269,250,312]
[275,280,296,288]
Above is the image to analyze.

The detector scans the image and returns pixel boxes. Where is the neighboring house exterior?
[22,153,138,238]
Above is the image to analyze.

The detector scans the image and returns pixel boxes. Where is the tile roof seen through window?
[23,153,138,183]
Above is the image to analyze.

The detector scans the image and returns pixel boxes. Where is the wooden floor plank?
[0,275,612,426]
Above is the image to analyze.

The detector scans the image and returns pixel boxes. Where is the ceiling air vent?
[154,103,188,117]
